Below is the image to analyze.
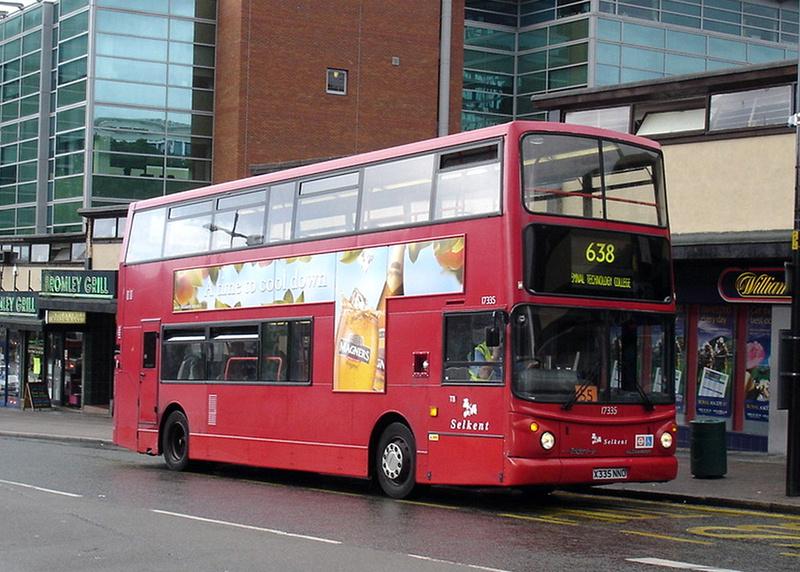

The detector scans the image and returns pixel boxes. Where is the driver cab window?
[443,312,504,384]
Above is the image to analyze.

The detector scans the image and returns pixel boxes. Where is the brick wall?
[214,0,464,183]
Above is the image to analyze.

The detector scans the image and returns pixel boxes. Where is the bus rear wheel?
[376,422,416,499]
[162,410,190,471]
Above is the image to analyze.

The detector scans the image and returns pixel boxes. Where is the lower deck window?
[161,319,312,383]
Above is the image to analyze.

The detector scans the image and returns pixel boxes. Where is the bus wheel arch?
[161,407,191,472]
[372,417,417,499]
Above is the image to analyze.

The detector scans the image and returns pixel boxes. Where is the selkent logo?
[591,432,629,446]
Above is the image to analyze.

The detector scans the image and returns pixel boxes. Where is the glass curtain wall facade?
[0,4,48,235]
[0,0,215,236]
[463,0,799,130]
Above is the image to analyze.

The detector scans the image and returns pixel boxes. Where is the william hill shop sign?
[718,268,790,304]
[41,270,116,299]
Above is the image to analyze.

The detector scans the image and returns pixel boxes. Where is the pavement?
[2,405,800,515]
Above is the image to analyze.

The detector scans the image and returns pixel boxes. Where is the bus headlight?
[660,431,674,449]
[540,431,556,451]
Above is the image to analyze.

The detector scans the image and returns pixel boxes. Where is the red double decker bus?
[113,121,677,498]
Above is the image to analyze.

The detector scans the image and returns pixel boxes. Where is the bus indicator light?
[530,422,539,432]
[429,406,438,417]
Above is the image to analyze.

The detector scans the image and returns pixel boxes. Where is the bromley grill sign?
[718,267,789,304]
[40,270,116,299]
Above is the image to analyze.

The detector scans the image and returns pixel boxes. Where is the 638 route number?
[584,242,616,264]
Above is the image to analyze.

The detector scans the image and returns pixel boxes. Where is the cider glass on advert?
[335,289,382,391]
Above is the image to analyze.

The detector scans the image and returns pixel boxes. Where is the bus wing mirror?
[485,326,500,348]
[486,311,507,347]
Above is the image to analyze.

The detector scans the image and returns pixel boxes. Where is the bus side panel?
[423,385,507,486]
[170,382,370,477]
[427,435,505,485]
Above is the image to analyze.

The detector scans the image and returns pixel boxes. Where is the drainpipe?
[438,0,452,137]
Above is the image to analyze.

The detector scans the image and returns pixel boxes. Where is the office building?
[463,0,798,129]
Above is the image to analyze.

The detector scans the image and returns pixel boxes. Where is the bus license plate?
[593,468,627,480]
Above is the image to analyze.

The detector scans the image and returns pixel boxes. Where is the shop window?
[565,106,630,132]
[743,306,771,424]
[31,243,49,262]
[695,306,734,418]
[709,85,792,131]
[636,108,705,136]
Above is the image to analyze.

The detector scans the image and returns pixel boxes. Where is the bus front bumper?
[504,454,678,487]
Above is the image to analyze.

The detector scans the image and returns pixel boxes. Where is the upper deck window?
[436,144,502,219]
[126,207,166,263]
[361,155,434,230]
[522,133,666,227]
[164,200,213,257]
[124,139,503,264]
[296,172,360,238]
[212,189,267,249]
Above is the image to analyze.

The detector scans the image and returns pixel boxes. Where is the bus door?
[138,320,161,440]
[427,311,506,485]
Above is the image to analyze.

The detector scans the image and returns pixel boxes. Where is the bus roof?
[125,121,661,215]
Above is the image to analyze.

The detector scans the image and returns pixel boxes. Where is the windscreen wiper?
[632,377,655,411]
[562,362,599,411]
[562,378,592,411]
[617,361,655,411]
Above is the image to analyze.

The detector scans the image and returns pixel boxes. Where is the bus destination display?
[525,224,672,302]
[569,230,633,293]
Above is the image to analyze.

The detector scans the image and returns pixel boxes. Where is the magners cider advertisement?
[172,237,465,392]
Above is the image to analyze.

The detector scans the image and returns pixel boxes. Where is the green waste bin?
[690,420,727,478]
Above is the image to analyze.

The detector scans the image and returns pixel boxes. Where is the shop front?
[675,262,788,452]
[38,269,117,413]
[1,270,117,412]
[0,291,42,408]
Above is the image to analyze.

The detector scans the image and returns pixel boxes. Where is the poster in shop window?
[675,308,686,413]
[744,306,771,422]
[695,305,734,418]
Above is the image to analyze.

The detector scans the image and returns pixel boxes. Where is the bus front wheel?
[162,410,190,471]
[376,422,416,499]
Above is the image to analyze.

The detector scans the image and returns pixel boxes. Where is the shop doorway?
[47,331,83,408]
[1,330,22,407]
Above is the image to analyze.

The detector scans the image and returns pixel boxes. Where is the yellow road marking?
[621,529,715,545]
[688,522,800,540]
[501,512,579,526]
[399,499,460,510]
